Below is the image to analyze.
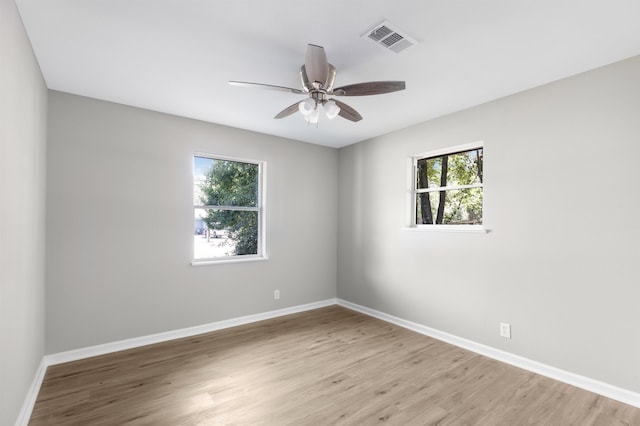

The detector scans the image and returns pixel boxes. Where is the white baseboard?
[15,358,48,426]
[337,298,640,409]
[46,298,338,365]
[17,296,639,426]
[17,298,336,425]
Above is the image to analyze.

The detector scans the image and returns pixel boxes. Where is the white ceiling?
[16,0,640,148]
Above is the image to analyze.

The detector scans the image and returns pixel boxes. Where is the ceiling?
[15,0,640,149]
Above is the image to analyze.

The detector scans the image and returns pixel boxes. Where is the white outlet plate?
[500,322,511,339]
[274,290,280,300]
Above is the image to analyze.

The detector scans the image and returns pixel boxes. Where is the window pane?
[416,157,442,189]
[416,148,483,189]
[194,208,258,259]
[415,192,434,224]
[194,156,258,207]
[194,157,213,206]
[415,187,482,225]
[446,149,483,186]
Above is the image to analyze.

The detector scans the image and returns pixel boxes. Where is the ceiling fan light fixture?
[298,98,315,116]
[307,108,320,124]
[324,100,340,119]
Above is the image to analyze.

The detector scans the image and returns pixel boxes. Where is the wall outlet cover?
[500,322,511,339]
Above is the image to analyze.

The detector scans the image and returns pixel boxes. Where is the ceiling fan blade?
[332,81,406,96]
[301,63,335,92]
[229,81,305,95]
[325,64,336,92]
[304,44,329,87]
[300,66,312,92]
[274,101,301,119]
[333,100,363,122]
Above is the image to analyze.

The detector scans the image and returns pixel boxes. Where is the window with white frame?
[193,155,265,262]
[413,143,483,226]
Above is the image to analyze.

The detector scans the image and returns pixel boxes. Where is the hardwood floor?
[30,306,640,425]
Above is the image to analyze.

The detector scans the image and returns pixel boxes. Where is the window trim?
[408,141,486,232]
[192,153,267,264]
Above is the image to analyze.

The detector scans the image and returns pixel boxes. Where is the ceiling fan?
[229,44,405,123]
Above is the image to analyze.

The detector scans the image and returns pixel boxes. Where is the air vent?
[363,21,417,53]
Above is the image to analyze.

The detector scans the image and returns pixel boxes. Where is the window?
[413,143,483,227]
[193,155,265,262]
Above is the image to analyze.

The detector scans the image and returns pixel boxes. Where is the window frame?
[192,153,267,265]
[409,141,486,232]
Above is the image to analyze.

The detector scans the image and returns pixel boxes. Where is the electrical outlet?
[274,289,280,300]
[500,322,511,339]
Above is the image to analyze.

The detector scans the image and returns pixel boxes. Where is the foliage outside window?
[414,144,483,226]
[193,155,264,262]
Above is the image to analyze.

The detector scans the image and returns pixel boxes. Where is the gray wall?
[0,0,48,423]
[338,56,640,393]
[46,92,338,353]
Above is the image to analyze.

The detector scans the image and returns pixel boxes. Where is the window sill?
[191,256,269,266]
[405,225,488,233]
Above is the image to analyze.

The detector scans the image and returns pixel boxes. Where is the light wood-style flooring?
[30,306,640,425]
